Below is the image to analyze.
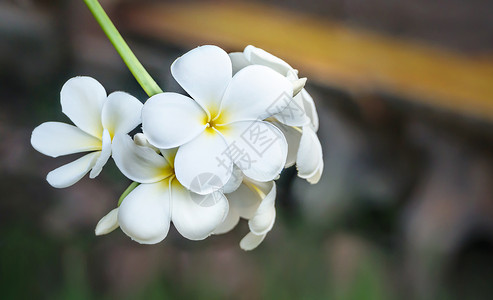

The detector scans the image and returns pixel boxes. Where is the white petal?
[89,129,111,178]
[248,181,276,235]
[171,45,232,113]
[271,121,302,167]
[95,208,119,236]
[112,134,172,183]
[222,165,243,194]
[60,76,106,138]
[286,69,299,80]
[142,92,207,149]
[229,52,250,74]
[102,91,143,137]
[224,121,287,182]
[159,148,178,168]
[213,207,240,235]
[307,164,323,184]
[118,180,171,244]
[272,91,310,126]
[301,89,319,131]
[31,122,101,158]
[296,126,323,183]
[170,179,229,240]
[134,133,177,167]
[219,65,293,123]
[240,232,266,251]
[174,130,232,195]
[226,181,262,219]
[244,45,292,76]
[46,152,100,188]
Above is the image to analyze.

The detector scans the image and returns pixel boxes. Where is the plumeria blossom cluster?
[31,45,323,250]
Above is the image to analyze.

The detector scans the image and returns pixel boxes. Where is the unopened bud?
[134,133,159,152]
[292,78,307,97]
[95,208,119,236]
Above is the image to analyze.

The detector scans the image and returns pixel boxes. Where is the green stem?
[83,0,163,97]
[84,0,161,204]
[118,182,140,206]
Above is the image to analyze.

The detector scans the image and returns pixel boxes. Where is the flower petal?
[118,180,171,244]
[112,134,172,183]
[244,45,292,76]
[89,129,112,178]
[142,92,207,149]
[272,91,310,126]
[102,91,143,137]
[248,181,276,235]
[226,182,262,219]
[223,121,287,182]
[60,76,106,138]
[222,165,243,194]
[301,89,319,131]
[271,121,302,168]
[170,179,229,240]
[31,122,101,158]
[296,126,323,183]
[219,65,293,123]
[159,148,178,168]
[213,207,240,235]
[46,151,100,188]
[174,130,232,195]
[133,133,177,168]
[95,208,119,236]
[307,166,323,184]
[229,52,250,74]
[240,232,266,251]
[171,45,232,113]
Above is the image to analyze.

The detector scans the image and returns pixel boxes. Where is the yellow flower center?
[204,107,230,135]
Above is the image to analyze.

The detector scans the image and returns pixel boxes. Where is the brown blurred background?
[2,0,493,299]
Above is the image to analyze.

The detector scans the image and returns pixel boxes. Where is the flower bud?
[95,208,119,236]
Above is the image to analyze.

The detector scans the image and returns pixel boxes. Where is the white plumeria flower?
[230,45,323,184]
[141,45,294,195]
[108,133,229,244]
[214,175,276,251]
[31,76,143,188]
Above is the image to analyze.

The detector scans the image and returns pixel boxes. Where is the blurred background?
[2,0,493,299]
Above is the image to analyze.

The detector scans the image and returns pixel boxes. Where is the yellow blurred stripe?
[120,1,493,121]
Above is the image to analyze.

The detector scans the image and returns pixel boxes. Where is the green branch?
[83,0,163,97]
[84,0,159,205]
[118,182,140,206]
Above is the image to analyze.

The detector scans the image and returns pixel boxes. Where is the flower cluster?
[31,45,323,250]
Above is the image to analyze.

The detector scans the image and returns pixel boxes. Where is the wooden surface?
[119,1,493,121]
